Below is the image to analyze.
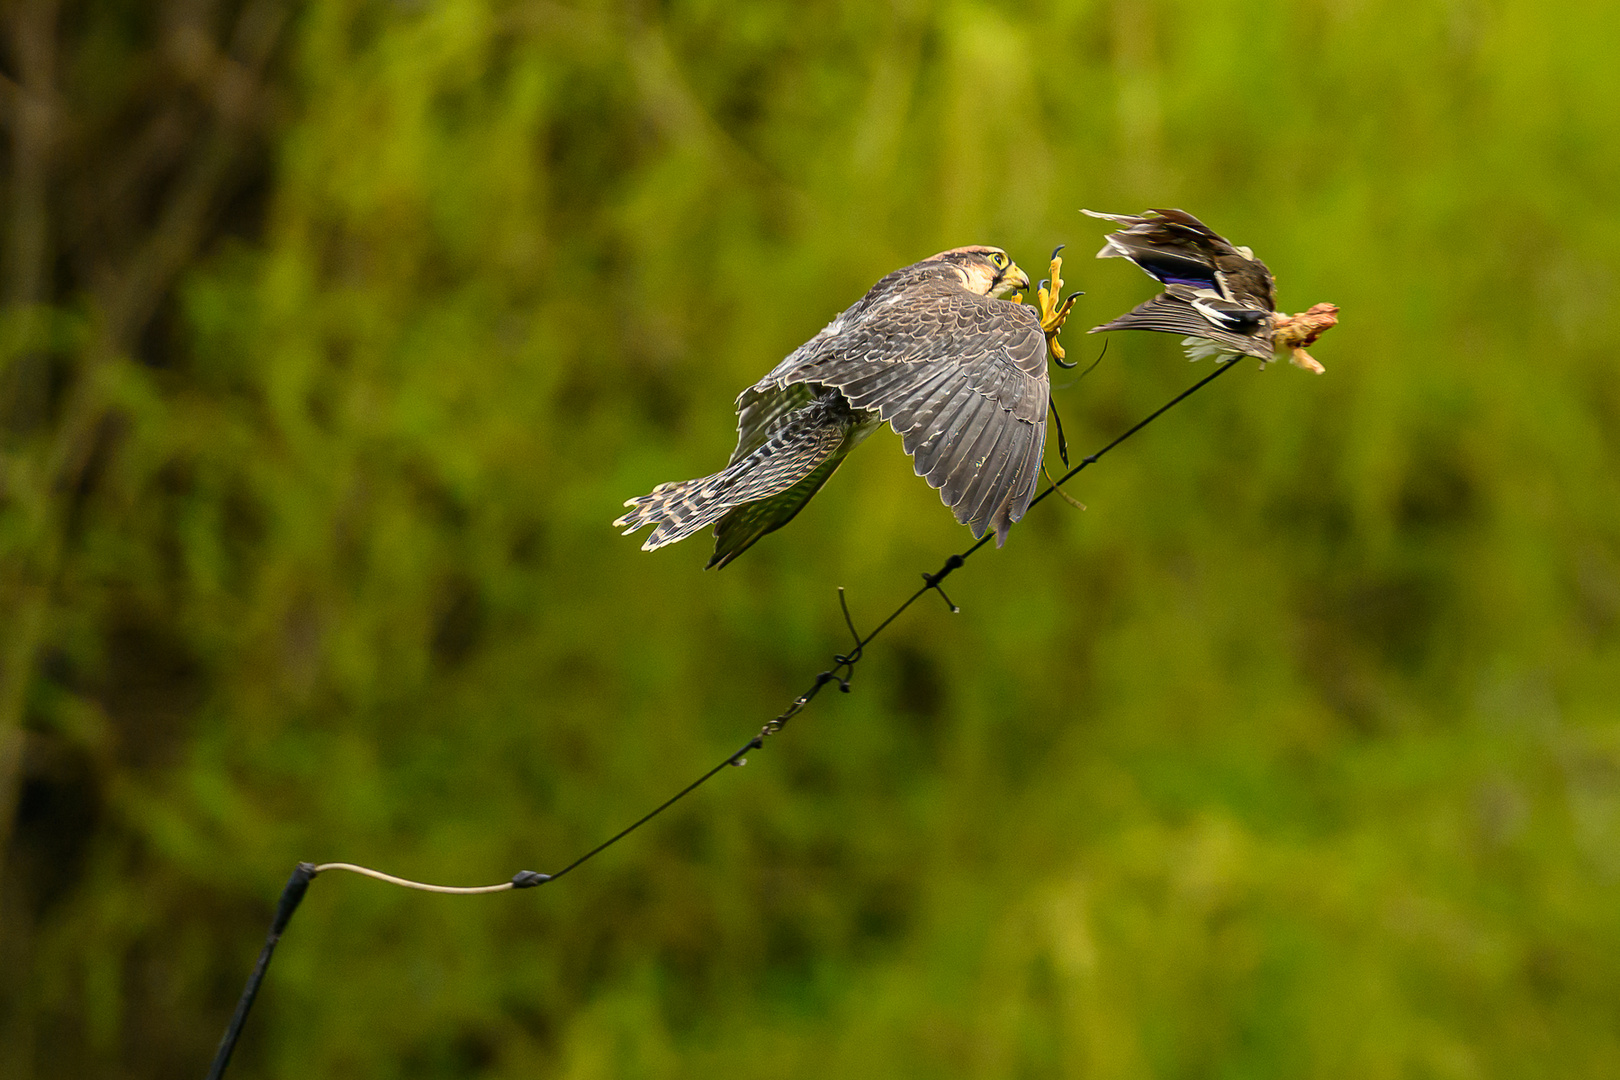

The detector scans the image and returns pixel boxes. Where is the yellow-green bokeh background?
[5,1,1620,1077]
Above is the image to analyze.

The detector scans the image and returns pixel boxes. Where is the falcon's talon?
[1034,250,1079,365]
[1042,293,1080,333]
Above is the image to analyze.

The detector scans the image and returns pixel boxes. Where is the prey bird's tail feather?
[1090,295,1272,360]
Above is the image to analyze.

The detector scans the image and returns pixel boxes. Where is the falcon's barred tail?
[614,391,866,565]
[706,450,847,569]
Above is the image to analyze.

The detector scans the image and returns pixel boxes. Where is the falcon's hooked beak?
[992,261,1030,299]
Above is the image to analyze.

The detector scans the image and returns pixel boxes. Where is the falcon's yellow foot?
[1036,247,1082,365]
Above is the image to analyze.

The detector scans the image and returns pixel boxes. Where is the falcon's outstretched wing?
[753,276,1049,546]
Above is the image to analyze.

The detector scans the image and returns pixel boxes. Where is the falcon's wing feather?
[910,381,986,480]
[890,365,963,441]
[964,420,1030,537]
[756,281,1049,544]
[951,406,1011,512]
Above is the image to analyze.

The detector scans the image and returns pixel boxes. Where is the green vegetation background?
[3,1,1619,1077]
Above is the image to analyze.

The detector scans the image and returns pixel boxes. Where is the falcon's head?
[932,246,1030,299]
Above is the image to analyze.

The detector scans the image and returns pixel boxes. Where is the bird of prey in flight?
[616,246,1078,568]
[1084,208,1338,372]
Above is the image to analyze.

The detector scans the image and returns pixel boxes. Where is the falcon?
[616,246,1077,568]
[1084,208,1339,372]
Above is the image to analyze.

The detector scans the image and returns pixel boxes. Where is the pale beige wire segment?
[311,862,517,894]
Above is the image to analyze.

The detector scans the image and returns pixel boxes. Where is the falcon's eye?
[989,252,1009,270]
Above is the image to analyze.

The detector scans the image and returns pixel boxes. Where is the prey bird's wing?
[757,278,1049,546]
[1084,208,1278,359]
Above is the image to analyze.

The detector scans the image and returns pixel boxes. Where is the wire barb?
[1055,339,1108,390]
[833,586,865,675]
[921,554,965,613]
[1048,397,1071,467]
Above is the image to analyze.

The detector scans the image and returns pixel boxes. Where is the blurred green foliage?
[4,0,1620,1077]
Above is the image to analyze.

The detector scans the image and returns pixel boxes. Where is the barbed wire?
[205,355,1242,1080]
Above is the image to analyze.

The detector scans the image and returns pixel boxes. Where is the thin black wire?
[205,863,314,1080]
[205,355,1242,1080]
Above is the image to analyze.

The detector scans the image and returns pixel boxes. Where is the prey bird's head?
[930,246,1030,299]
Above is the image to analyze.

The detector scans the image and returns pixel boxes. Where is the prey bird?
[1084,209,1338,372]
[616,246,1078,568]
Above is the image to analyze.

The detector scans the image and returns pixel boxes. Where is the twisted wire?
[206,356,1242,1080]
